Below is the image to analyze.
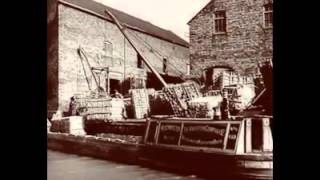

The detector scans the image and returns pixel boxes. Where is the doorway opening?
[107,79,121,94]
[251,119,263,152]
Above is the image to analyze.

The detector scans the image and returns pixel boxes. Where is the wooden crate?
[75,97,124,121]
[162,82,202,117]
[131,89,150,119]
[50,116,86,135]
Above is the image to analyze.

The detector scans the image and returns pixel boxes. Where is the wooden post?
[262,118,273,152]
[223,123,231,150]
[235,121,245,154]
[177,122,184,146]
[155,121,161,144]
[106,67,110,94]
[143,120,151,143]
[245,118,252,153]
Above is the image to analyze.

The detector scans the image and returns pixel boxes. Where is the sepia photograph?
[47,0,273,179]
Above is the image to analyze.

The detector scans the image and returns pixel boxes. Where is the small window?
[163,58,168,73]
[186,63,191,76]
[264,3,273,28]
[137,54,144,69]
[214,11,226,33]
[104,41,113,57]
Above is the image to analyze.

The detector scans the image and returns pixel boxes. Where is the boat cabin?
[144,116,273,155]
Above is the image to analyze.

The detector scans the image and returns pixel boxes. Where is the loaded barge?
[48,115,273,180]
[47,7,273,180]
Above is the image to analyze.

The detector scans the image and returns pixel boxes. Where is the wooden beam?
[244,88,266,110]
[155,121,162,144]
[78,47,99,88]
[105,9,168,87]
[245,118,252,153]
[143,120,151,143]
[223,123,231,150]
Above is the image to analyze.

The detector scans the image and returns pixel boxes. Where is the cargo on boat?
[47,2,273,179]
[48,114,272,180]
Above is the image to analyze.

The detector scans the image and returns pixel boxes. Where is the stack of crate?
[219,72,254,89]
[50,116,86,135]
[187,102,208,118]
[131,89,150,119]
[75,97,124,121]
[162,82,202,117]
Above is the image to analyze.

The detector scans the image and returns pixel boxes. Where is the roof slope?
[59,0,189,47]
[187,0,214,24]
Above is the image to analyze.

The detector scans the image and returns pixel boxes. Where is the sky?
[94,0,211,42]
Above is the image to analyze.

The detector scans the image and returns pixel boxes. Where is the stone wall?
[53,4,189,111]
[189,0,273,76]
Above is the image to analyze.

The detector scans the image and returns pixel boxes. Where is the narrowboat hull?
[139,145,272,180]
[47,132,272,180]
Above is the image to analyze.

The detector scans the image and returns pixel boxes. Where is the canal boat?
[48,115,272,180]
[140,116,273,180]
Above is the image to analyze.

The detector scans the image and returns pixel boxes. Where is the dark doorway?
[205,68,213,86]
[251,119,263,152]
[108,79,121,94]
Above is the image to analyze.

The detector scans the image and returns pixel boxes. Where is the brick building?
[48,0,190,113]
[188,0,273,77]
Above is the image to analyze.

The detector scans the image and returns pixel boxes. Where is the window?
[214,11,226,33]
[104,41,113,57]
[264,3,273,28]
[186,63,191,76]
[163,58,168,73]
[137,54,144,69]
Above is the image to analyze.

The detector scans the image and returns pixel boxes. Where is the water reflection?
[48,150,205,180]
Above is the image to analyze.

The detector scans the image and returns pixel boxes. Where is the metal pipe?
[105,9,168,87]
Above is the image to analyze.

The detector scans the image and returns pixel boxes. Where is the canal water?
[48,150,205,180]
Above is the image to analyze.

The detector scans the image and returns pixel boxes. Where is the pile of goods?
[130,89,150,119]
[188,95,223,118]
[160,76,255,118]
[219,71,254,89]
[74,97,125,121]
[224,84,256,113]
[85,120,146,136]
[162,82,202,117]
[97,133,142,144]
[149,92,174,115]
[50,116,86,135]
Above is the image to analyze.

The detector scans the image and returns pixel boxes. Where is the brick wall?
[189,0,273,76]
[52,4,189,111]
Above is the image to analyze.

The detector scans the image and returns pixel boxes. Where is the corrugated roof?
[59,0,189,47]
